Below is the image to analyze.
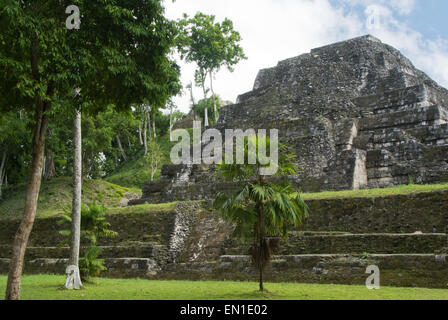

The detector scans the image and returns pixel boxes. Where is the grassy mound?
[0,177,141,221]
[302,183,448,200]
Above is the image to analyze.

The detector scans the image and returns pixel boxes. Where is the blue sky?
[165,0,448,113]
[408,0,448,39]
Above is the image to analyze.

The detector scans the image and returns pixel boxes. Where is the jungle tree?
[0,0,180,300]
[177,13,247,123]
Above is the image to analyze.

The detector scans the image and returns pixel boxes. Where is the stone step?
[407,123,448,146]
[0,245,169,262]
[0,258,162,279]
[359,105,447,132]
[353,84,448,115]
[222,233,447,255]
[211,254,448,289]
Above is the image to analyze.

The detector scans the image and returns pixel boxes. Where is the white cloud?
[164,0,448,114]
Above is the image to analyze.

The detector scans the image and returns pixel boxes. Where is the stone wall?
[224,233,447,255]
[0,209,178,247]
[3,254,445,289]
[302,191,448,233]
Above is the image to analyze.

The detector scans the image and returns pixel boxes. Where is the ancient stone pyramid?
[136,35,448,204]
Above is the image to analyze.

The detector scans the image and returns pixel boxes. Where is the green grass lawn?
[1,275,447,300]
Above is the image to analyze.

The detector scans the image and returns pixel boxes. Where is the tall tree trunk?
[204,107,209,127]
[116,135,127,161]
[152,119,157,139]
[44,150,56,181]
[209,70,218,123]
[148,111,152,141]
[169,105,173,142]
[138,124,143,146]
[143,117,148,156]
[255,200,266,293]
[201,83,209,127]
[259,211,265,292]
[6,92,53,300]
[66,109,82,290]
[0,151,6,200]
[189,83,196,107]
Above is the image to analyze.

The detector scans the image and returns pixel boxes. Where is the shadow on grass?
[219,289,289,300]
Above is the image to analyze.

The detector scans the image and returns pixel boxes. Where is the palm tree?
[214,134,309,292]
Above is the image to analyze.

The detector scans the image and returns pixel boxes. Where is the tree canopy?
[0,0,182,300]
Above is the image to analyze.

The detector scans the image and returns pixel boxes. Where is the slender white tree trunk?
[152,119,157,139]
[143,117,148,156]
[204,107,209,127]
[148,111,152,141]
[116,135,127,161]
[202,82,209,127]
[66,109,83,290]
[209,70,218,123]
[138,124,143,146]
[169,104,173,142]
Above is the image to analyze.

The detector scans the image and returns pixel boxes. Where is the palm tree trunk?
[258,205,266,292]
[66,109,82,289]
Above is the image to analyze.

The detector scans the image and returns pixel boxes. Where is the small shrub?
[79,246,107,282]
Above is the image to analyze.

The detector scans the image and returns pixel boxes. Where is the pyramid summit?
[135,35,448,204]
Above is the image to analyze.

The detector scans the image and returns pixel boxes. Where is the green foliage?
[79,246,107,282]
[177,13,247,73]
[59,203,117,245]
[0,111,30,186]
[0,0,181,113]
